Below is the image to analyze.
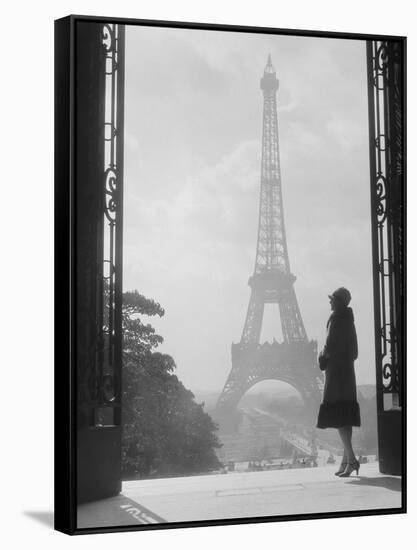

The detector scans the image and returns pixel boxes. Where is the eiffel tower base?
[217,340,322,421]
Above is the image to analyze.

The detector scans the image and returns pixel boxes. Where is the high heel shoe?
[334,462,347,476]
[339,460,360,477]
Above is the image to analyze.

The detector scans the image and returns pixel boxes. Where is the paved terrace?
[77,462,402,529]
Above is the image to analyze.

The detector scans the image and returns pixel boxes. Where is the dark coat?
[322,306,358,403]
[317,306,360,428]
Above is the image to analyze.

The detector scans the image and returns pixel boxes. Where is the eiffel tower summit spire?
[217,56,321,417]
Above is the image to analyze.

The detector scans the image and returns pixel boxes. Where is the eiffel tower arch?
[217,56,322,418]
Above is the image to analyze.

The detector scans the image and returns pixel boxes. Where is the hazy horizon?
[123,26,375,397]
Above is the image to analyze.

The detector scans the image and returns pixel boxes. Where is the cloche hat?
[329,287,351,306]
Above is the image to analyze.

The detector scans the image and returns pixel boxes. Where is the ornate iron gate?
[367,39,405,475]
[76,21,125,503]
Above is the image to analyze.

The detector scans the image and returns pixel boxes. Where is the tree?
[121,290,221,478]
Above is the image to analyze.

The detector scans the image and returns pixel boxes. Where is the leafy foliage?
[122,290,165,356]
[121,291,221,479]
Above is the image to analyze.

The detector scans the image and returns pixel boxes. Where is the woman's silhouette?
[317,287,361,477]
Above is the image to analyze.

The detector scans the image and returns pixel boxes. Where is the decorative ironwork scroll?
[367,40,404,411]
[96,23,125,425]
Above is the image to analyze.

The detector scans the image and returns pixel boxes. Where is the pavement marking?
[216,483,306,497]
[77,495,167,528]
[216,488,261,497]
[119,500,166,524]
[261,483,305,493]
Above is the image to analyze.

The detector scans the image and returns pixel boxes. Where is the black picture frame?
[55,14,406,535]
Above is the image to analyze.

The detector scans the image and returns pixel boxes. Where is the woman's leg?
[334,446,347,474]
[337,426,356,463]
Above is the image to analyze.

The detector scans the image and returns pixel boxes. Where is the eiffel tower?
[217,56,322,416]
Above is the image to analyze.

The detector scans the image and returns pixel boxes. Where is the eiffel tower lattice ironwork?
[217,56,322,415]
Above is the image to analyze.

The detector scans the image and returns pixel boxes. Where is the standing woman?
[317,287,361,477]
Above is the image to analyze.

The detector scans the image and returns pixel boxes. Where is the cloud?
[124,140,260,289]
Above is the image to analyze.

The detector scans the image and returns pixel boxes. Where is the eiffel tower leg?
[215,362,247,433]
[216,367,244,412]
[241,289,264,344]
[279,287,307,342]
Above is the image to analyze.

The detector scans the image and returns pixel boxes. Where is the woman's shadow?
[346,475,401,492]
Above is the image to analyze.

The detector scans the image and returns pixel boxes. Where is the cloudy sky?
[123,25,374,396]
